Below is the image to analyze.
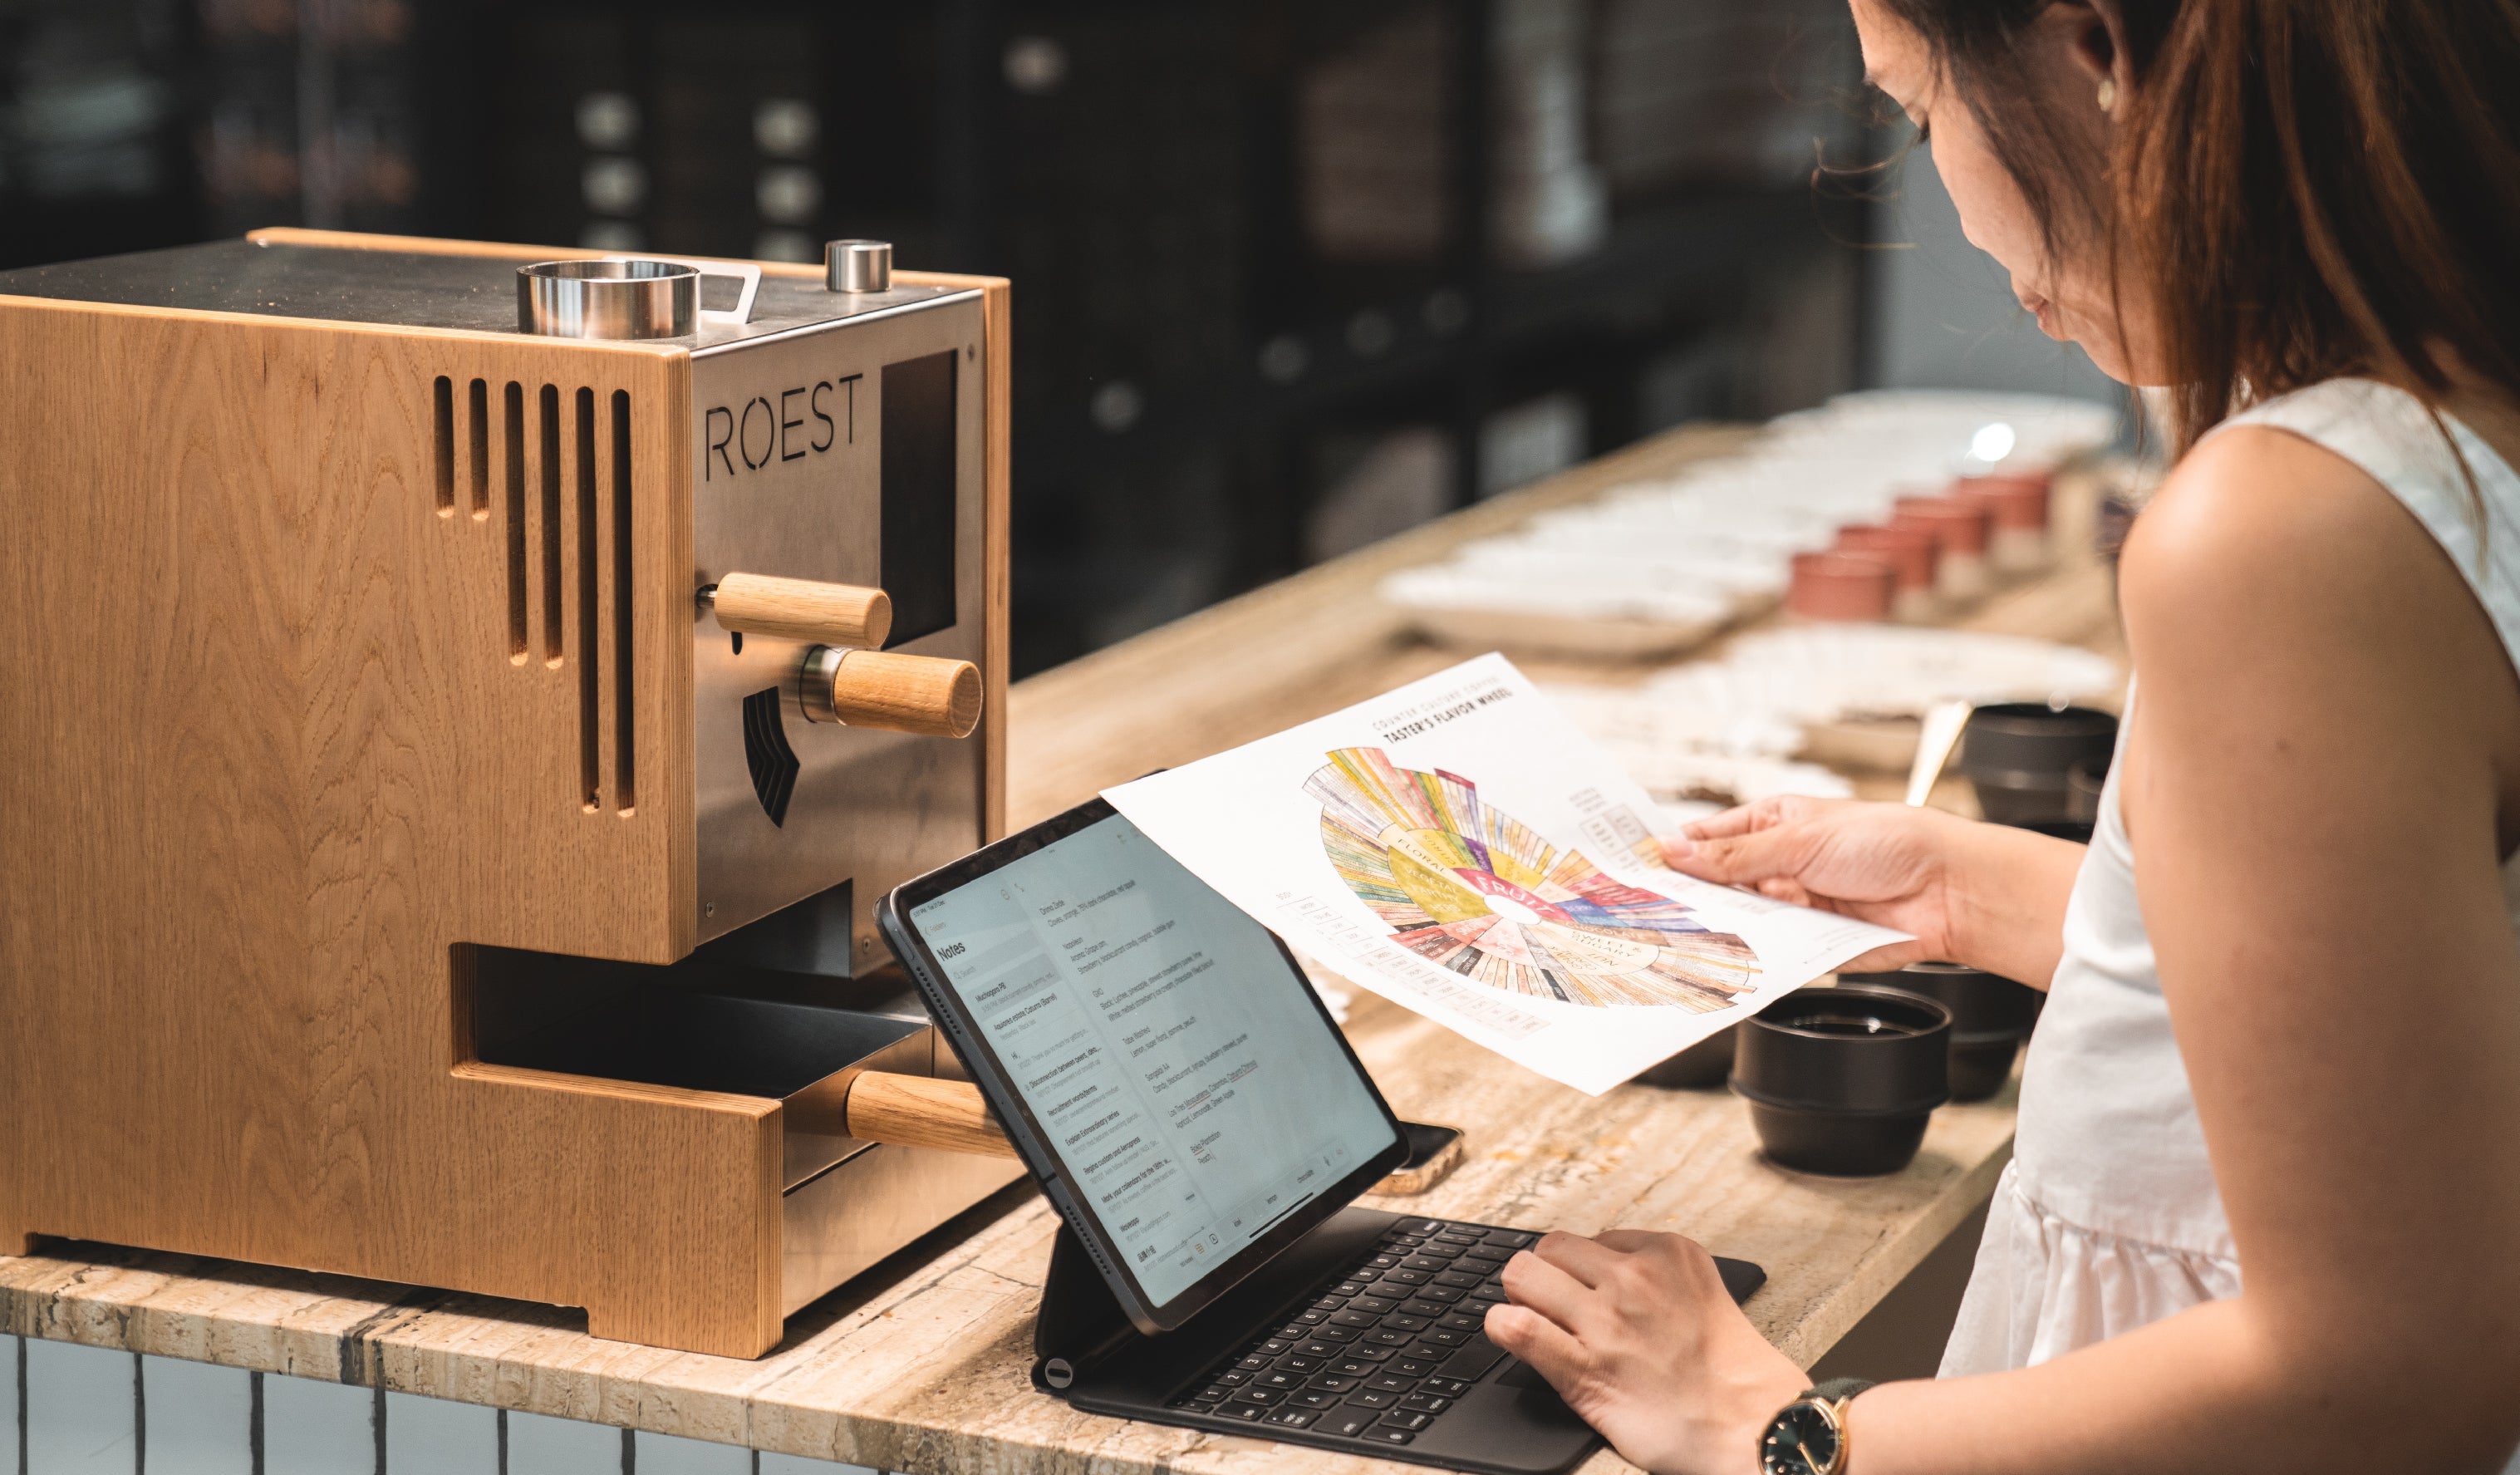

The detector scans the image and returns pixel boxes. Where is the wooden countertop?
[0,422,2125,1474]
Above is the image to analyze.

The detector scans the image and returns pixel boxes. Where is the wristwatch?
[1757,1379,1874,1475]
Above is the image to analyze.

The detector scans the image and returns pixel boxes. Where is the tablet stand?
[1031,1221,1137,1391]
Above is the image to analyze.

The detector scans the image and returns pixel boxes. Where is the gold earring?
[2097,76,2117,112]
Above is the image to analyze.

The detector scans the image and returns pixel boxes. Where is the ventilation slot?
[431,376,455,514]
[611,389,636,814]
[743,687,800,828]
[467,378,490,517]
[538,384,562,666]
[575,388,601,810]
[504,381,528,659]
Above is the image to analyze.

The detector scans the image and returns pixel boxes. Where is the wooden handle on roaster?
[708,573,892,649]
[843,1073,1017,1157]
[803,648,983,738]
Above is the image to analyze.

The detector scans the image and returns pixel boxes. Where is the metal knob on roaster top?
[826,238,892,293]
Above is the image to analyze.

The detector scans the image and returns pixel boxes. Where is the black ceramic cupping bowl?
[1733,986,1952,1177]
[1840,962,2043,1101]
[1959,703,2118,827]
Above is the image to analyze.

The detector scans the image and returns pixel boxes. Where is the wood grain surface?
[713,572,893,648]
[1,411,2127,1473]
[824,651,985,739]
[842,1075,1017,1159]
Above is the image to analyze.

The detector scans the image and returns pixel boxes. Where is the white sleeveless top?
[1939,379,2520,1448]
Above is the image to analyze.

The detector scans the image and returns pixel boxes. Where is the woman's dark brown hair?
[1879,0,2520,452]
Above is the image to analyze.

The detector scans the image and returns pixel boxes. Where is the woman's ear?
[2054,1,2134,104]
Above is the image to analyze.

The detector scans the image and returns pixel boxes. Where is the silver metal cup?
[824,239,892,293]
[517,258,698,339]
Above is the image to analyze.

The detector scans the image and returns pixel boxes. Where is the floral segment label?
[1106,654,1908,1094]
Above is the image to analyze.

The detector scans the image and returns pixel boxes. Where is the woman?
[1480,2,2520,1471]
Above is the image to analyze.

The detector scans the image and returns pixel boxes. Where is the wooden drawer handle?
[707,573,892,649]
[803,648,982,738]
[842,1073,1014,1157]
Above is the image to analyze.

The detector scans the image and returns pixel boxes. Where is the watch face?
[1761,1399,1842,1475]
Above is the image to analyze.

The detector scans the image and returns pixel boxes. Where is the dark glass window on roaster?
[882,349,958,647]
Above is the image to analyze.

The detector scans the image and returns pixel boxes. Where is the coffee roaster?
[0,230,1023,1356]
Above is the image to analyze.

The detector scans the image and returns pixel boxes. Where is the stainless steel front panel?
[780,1142,1029,1317]
[690,291,988,964]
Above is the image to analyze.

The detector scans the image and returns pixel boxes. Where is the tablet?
[879,797,1410,1335]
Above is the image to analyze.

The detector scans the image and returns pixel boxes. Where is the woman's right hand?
[1663,796,2084,986]
[1661,797,1973,974]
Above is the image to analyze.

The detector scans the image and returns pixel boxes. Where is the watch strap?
[1805,1378,1877,1403]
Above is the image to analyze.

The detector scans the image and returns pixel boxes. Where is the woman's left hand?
[1482,1229,1809,1475]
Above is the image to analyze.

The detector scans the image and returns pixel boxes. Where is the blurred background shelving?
[2,0,1893,676]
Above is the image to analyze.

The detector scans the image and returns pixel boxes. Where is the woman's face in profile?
[1849,0,2155,386]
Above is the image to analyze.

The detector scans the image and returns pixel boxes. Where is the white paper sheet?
[1104,654,1910,1095]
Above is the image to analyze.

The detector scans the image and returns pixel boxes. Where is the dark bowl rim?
[1750,983,1953,1040]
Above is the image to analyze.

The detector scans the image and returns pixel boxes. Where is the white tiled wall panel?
[262,1374,374,1475]
[630,1431,748,1475]
[25,1340,135,1475]
[504,1412,617,1475]
[140,1358,251,1475]
[2,1338,910,1475]
[381,1392,495,1475]
[757,1454,877,1475]
[7,1336,22,1475]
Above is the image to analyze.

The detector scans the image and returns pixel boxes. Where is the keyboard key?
[1283,1355,1322,1372]
[1439,1335,1510,1380]
[1221,1403,1267,1422]
[1293,1389,1343,1409]
[1363,1428,1415,1446]
[1421,1327,1471,1347]
[1401,1394,1453,1414]
[1264,1409,1319,1429]
[1441,1312,1486,1332]
[1309,1374,1358,1393]
[1367,1329,1414,1347]
[1456,1246,1511,1267]
[1257,1369,1305,1390]
[1367,1253,1401,1269]
[1485,1229,1537,1248]
[1296,1308,1331,1325]
[1313,1324,1359,1343]
[1346,1295,1398,1315]
[1412,1285,1466,1305]
[1297,1340,1344,1359]
[1231,1386,1285,1406]
[1331,1359,1378,1379]
[1276,1324,1309,1341]
[1367,1374,1415,1393]
[1332,1281,1370,1297]
[1401,1256,1452,1272]
[1386,1314,1430,1333]
[1215,1369,1250,1386]
[1401,1219,1447,1235]
[1436,1231,1485,1246]
[1260,1339,1292,1355]
[1237,1355,1270,1371]
[1324,1410,1378,1438]
[1380,1411,1432,1432]
[1347,1343,1395,1361]
[1404,1340,1456,1363]
[1419,1376,1472,1399]
[1330,1310,1378,1328]
[1399,1298,1451,1319]
[1313,1296,1347,1311]
[1196,1385,1234,1403]
[1390,1357,1437,1378]
[1170,1397,1217,1412]
[1381,1268,1432,1286]
[1345,1389,1398,1409]
[1433,1269,1484,1289]
[1412,1241,1466,1261]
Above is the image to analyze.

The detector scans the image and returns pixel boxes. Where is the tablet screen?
[907,812,1401,1310]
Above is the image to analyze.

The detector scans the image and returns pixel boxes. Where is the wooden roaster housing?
[0,230,1014,1357]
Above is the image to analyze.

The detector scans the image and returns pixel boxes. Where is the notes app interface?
[914,814,1396,1307]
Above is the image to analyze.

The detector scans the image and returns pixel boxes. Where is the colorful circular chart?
[1304,747,1762,1010]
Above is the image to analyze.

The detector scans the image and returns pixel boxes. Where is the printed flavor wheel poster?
[1308,748,1761,1010]
[1105,654,1905,1094]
